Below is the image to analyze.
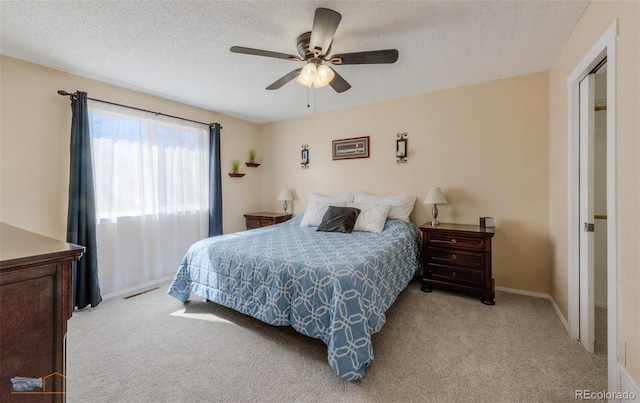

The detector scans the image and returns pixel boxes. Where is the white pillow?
[353,192,416,222]
[300,202,347,227]
[348,203,391,233]
[308,192,354,204]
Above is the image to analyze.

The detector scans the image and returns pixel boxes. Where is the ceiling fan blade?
[329,68,351,93]
[266,69,302,90]
[230,46,300,61]
[309,8,342,56]
[332,49,399,65]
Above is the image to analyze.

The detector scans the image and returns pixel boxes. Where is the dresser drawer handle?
[451,239,458,244]
[451,254,457,260]
[451,272,457,278]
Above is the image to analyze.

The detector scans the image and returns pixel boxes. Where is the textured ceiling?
[0,1,588,124]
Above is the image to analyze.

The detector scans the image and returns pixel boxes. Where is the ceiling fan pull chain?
[314,87,317,113]
[307,87,310,109]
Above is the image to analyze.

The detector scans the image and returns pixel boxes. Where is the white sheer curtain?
[88,101,209,295]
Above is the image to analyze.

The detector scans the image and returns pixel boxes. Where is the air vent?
[617,363,640,402]
[123,287,159,299]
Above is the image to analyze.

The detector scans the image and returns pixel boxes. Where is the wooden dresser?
[0,223,84,402]
[419,223,495,305]
[244,212,292,230]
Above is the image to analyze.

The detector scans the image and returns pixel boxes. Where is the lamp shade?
[277,188,293,201]
[314,65,335,88]
[296,63,316,88]
[424,187,448,204]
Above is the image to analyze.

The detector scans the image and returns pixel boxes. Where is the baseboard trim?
[495,286,549,299]
[496,286,569,332]
[548,295,569,332]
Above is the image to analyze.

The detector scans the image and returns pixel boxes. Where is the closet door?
[578,73,595,353]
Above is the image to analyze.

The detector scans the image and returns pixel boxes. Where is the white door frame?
[567,20,617,392]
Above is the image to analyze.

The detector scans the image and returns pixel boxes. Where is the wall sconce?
[301,144,309,169]
[396,132,408,163]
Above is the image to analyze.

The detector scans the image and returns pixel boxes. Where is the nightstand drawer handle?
[451,239,458,244]
[451,254,457,260]
[451,272,457,278]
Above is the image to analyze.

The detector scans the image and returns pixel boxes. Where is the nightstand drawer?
[426,265,485,287]
[246,218,273,228]
[426,233,486,250]
[427,247,485,270]
[244,213,292,230]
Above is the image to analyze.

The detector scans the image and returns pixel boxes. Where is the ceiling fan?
[230,7,398,93]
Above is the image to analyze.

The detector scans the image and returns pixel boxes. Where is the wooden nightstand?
[244,212,292,230]
[419,222,496,305]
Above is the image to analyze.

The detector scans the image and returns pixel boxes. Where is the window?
[88,101,209,295]
[89,104,209,219]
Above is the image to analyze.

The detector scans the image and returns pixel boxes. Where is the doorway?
[567,20,617,392]
[577,65,608,354]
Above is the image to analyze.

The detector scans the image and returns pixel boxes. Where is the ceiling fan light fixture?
[231,8,398,93]
[314,64,335,88]
[296,62,317,88]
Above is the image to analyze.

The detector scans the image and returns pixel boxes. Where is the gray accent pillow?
[316,206,361,233]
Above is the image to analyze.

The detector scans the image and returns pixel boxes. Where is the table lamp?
[277,188,293,215]
[424,187,448,226]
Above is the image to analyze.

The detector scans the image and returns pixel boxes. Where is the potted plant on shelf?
[229,159,245,177]
[246,149,260,167]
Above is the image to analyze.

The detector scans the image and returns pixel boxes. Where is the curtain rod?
[57,90,220,128]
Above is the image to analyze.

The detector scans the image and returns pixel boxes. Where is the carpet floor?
[66,279,607,402]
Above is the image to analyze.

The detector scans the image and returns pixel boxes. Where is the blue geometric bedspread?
[167,215,421,380]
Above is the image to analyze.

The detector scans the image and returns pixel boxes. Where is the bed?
[168,208,421,380]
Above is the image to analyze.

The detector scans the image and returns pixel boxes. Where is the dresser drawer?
[426,264,485,288]
[427,247,485,270]
[426,232,486,250]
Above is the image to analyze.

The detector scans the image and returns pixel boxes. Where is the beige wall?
[548,1,639,384]
[0,55,260,239]
[259,72,550,294]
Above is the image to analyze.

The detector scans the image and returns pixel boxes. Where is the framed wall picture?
[332,136,370,160]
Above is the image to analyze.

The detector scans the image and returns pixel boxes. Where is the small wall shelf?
[245,162,261,167]
[228,173,245,178]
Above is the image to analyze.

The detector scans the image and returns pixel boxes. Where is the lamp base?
[431,204,440,226]
[282,201,289,215]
